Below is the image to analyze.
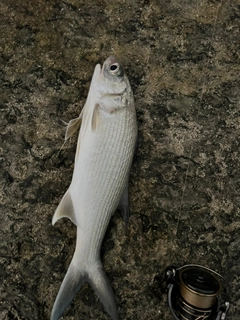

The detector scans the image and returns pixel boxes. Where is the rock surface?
[1,0,239,319]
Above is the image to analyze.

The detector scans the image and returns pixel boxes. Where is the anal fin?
[52,189,77,226]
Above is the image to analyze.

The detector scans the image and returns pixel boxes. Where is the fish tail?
[51,256,118,320]
[50,261,86,320]
[88,264,118,320]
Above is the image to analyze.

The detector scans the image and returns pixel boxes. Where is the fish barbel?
[51,56,138,320]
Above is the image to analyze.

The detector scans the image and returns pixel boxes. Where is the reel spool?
[166,264,230,320]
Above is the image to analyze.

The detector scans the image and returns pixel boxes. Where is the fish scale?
[51,56,137,320]
[74,112,136,261]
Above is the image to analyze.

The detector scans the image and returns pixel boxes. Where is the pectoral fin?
[64,101,98,142]
[73,101,99,162]
[79,99,99,136]
[52,189,77,226]
[64,64,101,141]
[117,185,130,224]
[65,117,82,141]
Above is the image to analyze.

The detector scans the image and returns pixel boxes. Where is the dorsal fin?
[73,101,98,164]
[52,189,77,226]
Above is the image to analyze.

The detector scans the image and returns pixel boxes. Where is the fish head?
[102,56,128,92]
[93,56,132,113]
[103,56,124,80]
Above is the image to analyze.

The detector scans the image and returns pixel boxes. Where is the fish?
[51,56,138,320]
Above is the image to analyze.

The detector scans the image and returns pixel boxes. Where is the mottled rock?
[1,0,240,319]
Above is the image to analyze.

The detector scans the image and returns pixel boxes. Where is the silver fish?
[51,56,138,320]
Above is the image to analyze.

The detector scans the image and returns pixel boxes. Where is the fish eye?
[109,63,120,75]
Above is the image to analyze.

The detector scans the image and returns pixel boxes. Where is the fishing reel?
[166,264,230,320]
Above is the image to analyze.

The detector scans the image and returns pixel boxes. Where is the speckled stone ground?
[1,0,240,319]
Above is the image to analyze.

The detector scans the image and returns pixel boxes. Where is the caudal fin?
[51,262,86,320]
[51,261,118,320]
[88,265,118,320]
